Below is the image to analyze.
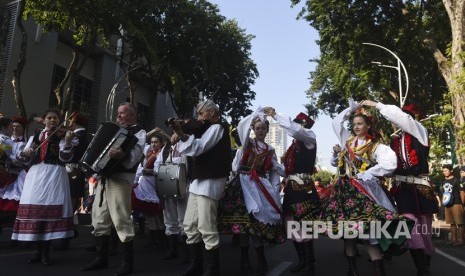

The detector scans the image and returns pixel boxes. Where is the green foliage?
[291,0,458,166]
[24,0,258,123]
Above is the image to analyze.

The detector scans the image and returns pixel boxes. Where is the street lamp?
[363,43,409,107]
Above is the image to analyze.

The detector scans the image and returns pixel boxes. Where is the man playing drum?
[170,100,231,276]
[81,102,146,276]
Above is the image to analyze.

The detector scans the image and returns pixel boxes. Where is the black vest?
[191,122,231,180]
[391,132,438,214]
[288,140,317,174]
[32,131,64,166]
[391,132,429,176]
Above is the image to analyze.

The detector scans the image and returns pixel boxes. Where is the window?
[49,64,93,113]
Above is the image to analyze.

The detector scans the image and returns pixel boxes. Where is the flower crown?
[354,107,374,123]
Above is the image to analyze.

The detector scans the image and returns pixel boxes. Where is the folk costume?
[218,108,285,274]
[0,128,26,212]
[0,127,20,211]
[82,123,146,275]
[177,114,231,276]
[132,143,164,245]
[313,101,411,275]
[273,111,319,275]
[158,144,189,261]
[11,126,77,265]
[376,102,438,274]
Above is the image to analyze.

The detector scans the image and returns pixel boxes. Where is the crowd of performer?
[0,97,463,276]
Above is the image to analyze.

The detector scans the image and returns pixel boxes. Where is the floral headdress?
[354,107,375,124]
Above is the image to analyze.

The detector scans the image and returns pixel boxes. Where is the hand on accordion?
[109,147,125,159]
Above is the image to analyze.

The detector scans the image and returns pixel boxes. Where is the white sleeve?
[376,103,428,146]
[176,124,224,157]
[231,148,243,172]
[274,113,316,149]
[357,143,397,180]
[332,106,353,147]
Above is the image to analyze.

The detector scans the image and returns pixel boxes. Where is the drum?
[80,121,135,176]
[156,163,187,198]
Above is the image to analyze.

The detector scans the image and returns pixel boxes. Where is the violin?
[165,118,211,138]
[33,112,77,153]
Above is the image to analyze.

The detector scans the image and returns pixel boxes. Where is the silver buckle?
[406,176,415,184]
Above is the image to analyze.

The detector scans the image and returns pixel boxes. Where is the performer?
[54,113,89,250]
[362,100,439,275]
[131,132,165,247]
[158,142,190,262]
[11,108,76,265]
[169,100,231,276]
[264,106,319,275]
[81,102,146,276]
[0,116,27,219]
[0,115,14,190]
[218,108,285,275]
[316,99,410,276]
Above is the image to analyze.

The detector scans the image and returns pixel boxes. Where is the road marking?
[435,248,465,268]
[267,261,292,276]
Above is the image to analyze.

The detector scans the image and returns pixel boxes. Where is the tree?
[291,0,464,163]
[23,0,257,123]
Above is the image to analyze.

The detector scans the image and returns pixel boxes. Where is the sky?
[209,0,338,170]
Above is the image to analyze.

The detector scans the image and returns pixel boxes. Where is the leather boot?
[410,249,432,276]
[181,242,203,276]
[27,241,43,263]
[255,246,268,276]
[301,241,315,275]
[41,241,51,266]
[145,230,157,247]
[81,235,109,271]
[202,247,220,276]
[346,256,359,276]
[240,246,251,271]
[290,241,305,272]
[163,234,179,259]
[180,235,190,264]
[373,259,386,276]
[115,240,133,276]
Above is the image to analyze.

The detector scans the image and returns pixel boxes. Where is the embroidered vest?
[239,142,274,177]
[283,140,316,175]
[391,132,429,176]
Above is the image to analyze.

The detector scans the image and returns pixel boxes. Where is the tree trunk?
[443,0,465,165]
[11,0,27,117]
[53,49,79,109]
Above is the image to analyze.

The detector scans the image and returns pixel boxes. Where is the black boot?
[301,241,315,275]
[240,246,252,271]
[347,256,359,276]
[181,242,204,276]
[410,249,432,276]
[115,240,133,276]
[180,235,190,264]
[163,234,179,259]
[81,235,109,271]
[373,259,386,276]
[41,241,51,266]
[202,247,220,276]
[145,230,157,247]
[290,241,305,272]
[109,228,119,256]
[27,242,43,264]
[255,246,268,276]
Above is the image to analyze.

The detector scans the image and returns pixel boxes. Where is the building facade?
[0,1,176,135]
